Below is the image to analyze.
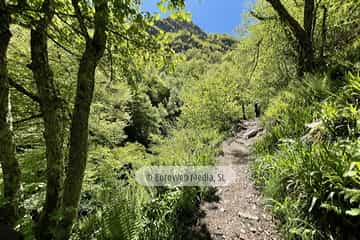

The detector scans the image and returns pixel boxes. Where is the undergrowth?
[253,74,360,239]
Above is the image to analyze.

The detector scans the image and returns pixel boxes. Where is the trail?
[193,119,281,240]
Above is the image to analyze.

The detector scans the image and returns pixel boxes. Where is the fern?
[73,180,148,240]
[101,190,143,240]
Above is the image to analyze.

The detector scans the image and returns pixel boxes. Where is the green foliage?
[253,74,360,239]
[180,61,243,131]
[151,127,222,166]
[124,90,162,146]
[254,74,329,153]
[71,143,149,240]
[2,0,359,238]
[90,80,132,146]
[72,182,148,240]
[141,187,202,240]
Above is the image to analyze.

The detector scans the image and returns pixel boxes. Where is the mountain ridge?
[151,18,238,52]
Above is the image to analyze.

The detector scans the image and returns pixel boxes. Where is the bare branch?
[8,77,41,103]
[14,113,42,125]
[71,0,90,41]
[54,14,83,36]
[47,31,80,57]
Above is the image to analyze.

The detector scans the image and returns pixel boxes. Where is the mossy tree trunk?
[29,0,67,238]
[0,0,22,227]
[59,0,108,239]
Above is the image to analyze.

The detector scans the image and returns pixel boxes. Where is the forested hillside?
[0,0,359,239]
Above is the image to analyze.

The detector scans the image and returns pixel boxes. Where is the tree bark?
[29,0,67,238]
[304,0,315,39]
[320,5,328,65]
[0,0,22,227]
[301,0,315,74]
[242,102,246,120]
[266,0,315,75]
[59,1,108,239]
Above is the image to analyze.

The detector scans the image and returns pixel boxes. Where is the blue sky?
[141,0,254,36]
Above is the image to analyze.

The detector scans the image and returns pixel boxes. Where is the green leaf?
[308,196,317,212]
[156,2,167,13]
[345,208,360,216]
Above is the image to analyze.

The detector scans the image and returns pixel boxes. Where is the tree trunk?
[242,102,246,120]
[304,0,315,40]
[0,0,21,227]
[298,35,314,76]
[59,1,108,239]
[29,1,66,238]
[301,0,315,74]
[266,0,315,75]
[320,5,328,66]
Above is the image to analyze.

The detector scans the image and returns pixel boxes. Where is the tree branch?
[266,0,308,45]
[320,5,328,60]
[47,31,80,57]
[14,113,42,125]
[54,13,83,36]
[71,0,90,41]
[249,39,263,81]
[250,11,278,21]
[8,77,41,103]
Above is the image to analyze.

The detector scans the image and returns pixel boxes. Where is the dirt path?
[195,119,281,240]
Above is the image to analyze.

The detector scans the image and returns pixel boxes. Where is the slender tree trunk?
[242,102,246,120]
[301,0,315,74]
[59,1,108,238]
[304,0,315,40]
[0,0,21,227]
[298,36,314,76]
[29,1,66,238]
[320,5,328,66]
[60,44,97,240]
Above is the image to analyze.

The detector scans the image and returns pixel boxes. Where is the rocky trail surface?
[192,119,281,240]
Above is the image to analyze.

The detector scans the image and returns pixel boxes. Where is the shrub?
[253,74,360,239]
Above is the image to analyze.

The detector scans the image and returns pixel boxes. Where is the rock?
[205,202,218,210]
[301,120,324,143]
[244,127,264,139]
[238,211,259,221]
[213,232,225,240]
[305,120,323,129]
[234,138,246,144]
